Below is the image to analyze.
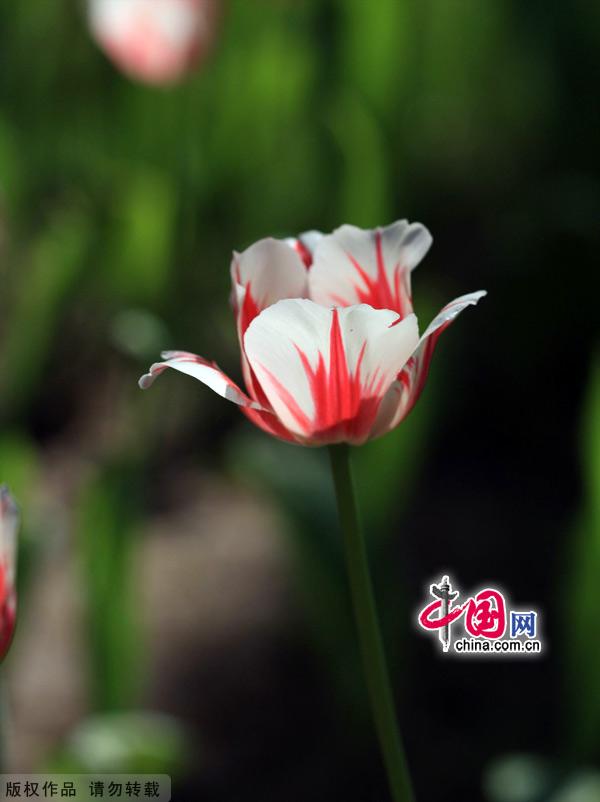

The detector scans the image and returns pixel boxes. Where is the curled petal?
[309,220,432,317]
[139,350,266,410]
[370,290,487,438]
[244,299,419,444]
[420,291,488,339]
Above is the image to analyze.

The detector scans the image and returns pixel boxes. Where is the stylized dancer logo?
[429,575,458,652]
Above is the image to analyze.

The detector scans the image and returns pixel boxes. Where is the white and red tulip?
[0,487,17,661]
[140,220,486,445]
[88,0,218,85]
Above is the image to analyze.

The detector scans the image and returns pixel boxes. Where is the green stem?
[328,444,414,802]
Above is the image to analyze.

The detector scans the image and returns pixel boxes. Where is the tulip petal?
[309,220,432,317]
[284,230,324,268]
[139,350,265,410]
[370,290,487,438]
[231,238,309,334]
[420,291,488,339]
[231,237,310,404]
[244,299,419,444]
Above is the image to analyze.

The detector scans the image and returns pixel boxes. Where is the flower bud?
[88,0,218,85]
[0,487,18,661]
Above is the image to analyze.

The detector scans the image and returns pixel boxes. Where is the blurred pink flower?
[0,487,17,661]
[140,221,486,445]
[88,0,218,85]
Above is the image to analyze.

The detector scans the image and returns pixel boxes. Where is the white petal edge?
[369,290,487,439]
[138,350,265,410]
[420,290,488,342]
[308,219,432,308]
[231,237,308,312]
[284,230,324,261]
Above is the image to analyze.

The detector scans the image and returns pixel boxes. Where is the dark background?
[0,1,598,801]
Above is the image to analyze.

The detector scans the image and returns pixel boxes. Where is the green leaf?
[104,171,177,304]
[0,209,92,416]
[564,354,600,758]
[76,466,142,712]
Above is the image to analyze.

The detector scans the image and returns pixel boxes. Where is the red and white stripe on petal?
[230,238,308,334]
[230,237,309,402]
[370,291,487,439]
[240,406,301,444]
[138,350,266,410]
[243,299,419,444]
[308,220,432,318]
[284,230,323,268]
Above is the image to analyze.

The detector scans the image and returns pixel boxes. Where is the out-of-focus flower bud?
[88,0,219,86]
[0,487,18,661]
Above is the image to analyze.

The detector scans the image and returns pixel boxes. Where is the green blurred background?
[0,1,598,800]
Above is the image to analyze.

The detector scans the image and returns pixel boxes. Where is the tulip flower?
[88,0,218,85]
[0,487,18,662]
[139,219,486,802]
[139,220,486,446]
